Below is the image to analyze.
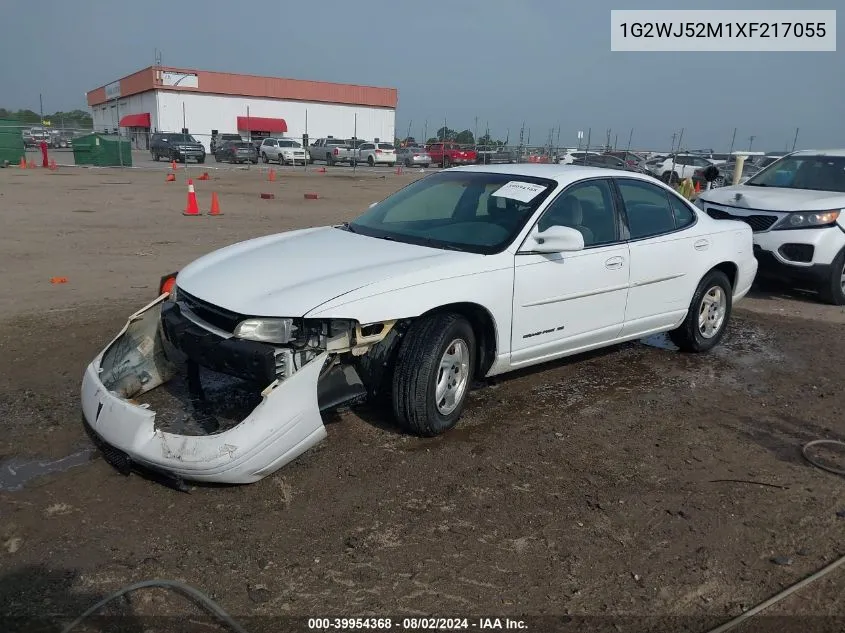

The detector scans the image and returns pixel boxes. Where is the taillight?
[376,149,382,154]
[159,272,178,296]
[333,148,339,155]
[413,153,419,157]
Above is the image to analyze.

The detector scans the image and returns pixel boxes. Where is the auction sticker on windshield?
[492,181,548,203]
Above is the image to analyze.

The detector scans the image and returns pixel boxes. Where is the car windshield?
[745,155,845,192]
[169,134,197,143]
[279,140,301,147]
[346,171,557,255]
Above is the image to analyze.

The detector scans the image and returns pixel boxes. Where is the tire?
[152,152,158,161]
[668,269,733,353]
[443,157,451,168]
[423,163,429,168]
[368,155,375,166]
[261,152,268,163]
[326,153,334,166]
[817,247,845,305]
[197,156,205,164]
[405,158,411,167]
[391,312,476,437]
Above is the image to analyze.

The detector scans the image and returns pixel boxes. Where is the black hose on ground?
[59,579,249,633]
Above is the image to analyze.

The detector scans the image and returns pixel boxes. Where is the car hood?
[175,226,479,317]
[699,186,845,212]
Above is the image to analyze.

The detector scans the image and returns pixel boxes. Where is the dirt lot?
[1,164,844,632]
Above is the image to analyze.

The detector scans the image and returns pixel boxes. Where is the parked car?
[605,151,647,169]
[559,151,600,165]
[696,150,845,304]
[151,132,206,163]
[210,133,242,154]
[356,141,397,167]
[476,146,515,164]
[425,142,477,167]
[705,159,761,188]
[80,164,756,485]
[309,137,356,165]
[577,154,650,174]
[652,155,722,184]
[214,140,258,164]
[396,146,431,168]
[260,138,308,165]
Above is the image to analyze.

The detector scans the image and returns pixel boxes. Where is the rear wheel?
[818,248,845,305]
[669,269,733,352]
[261,152,269,163]
[367,155,375,166]
[392,312,476,437]
[326,153,334,166]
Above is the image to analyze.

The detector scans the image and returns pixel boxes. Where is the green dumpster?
[0,119,25,166]
[72,132,133,167]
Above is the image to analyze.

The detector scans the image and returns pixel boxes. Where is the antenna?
[154,48,162,67]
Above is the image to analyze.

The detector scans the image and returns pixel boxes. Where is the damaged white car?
[81,165,758,485]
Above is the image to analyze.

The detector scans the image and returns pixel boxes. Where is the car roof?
[789,149,845,157]
[447,163,660,186]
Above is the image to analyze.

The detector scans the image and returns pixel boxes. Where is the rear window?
[378,143,395,150]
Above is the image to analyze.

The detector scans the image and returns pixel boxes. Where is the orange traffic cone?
[171,160,178,170]
[198,172,209,180]
[317,166,326,173]
[19,156,26,169]
[183,179,201,216]
[49,159,57,171]
[28,159,36,169]
[268,168,276,182]
[208,191,222,216]
[166,173,176,182]
[395,165,403,175]
[694,180,701,193]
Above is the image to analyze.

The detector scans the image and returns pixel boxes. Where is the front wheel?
[197,156,205,164]
[669,269,733,352]
[392,312,476,437]
[261,152,269,163]
[367,156,375,166]
[818,248,845,305]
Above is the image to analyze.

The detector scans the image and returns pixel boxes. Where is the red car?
[425,142,477,168]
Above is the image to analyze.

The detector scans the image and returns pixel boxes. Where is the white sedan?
[80,165,757,485]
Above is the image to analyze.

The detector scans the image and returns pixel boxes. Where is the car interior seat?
[537,195,594,244]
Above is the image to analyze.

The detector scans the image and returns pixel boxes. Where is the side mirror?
[369,202,378,208]
[530,225,585,253]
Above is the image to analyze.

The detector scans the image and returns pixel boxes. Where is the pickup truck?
[309,137,356,165]
[475,145,514,164]
[425,142,477,168]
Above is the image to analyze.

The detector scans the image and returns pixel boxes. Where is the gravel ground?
[1,164,844,633]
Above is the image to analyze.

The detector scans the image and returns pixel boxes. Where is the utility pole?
[614,134,618,151]
[584,128,591,164]
[625,128,634,154]
[748,135,756,152]
[791,128,799,152]
[671,132,678,154]
[39,93,44,127]
[728,127,737,157]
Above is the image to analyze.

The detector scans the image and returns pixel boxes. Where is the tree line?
[0,108,93,128]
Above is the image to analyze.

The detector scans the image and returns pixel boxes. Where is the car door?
[511,177,630,366]
[613,177,702,337]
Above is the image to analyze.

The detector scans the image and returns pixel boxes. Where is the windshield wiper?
[744,182,768,186]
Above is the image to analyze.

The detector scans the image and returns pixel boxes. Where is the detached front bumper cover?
[80,295,327,484]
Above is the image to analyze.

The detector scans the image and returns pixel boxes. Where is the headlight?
[234,318,297,344]
[774,210,840,230]
[693,197,707,210]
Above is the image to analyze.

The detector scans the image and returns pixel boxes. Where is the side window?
[536,179,618,247]
[617,179,678,239]
[668,192,696,229]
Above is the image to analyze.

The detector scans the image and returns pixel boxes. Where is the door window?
[535,179,618,247]
[616,179,685,239]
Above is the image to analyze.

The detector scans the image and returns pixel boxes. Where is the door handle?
[694,239,710,251]
[605,256,624,270]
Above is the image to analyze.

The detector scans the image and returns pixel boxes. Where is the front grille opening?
[706,208,778,232]
[177,288,246,333]
[778,243,814,263]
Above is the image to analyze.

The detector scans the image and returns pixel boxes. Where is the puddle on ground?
[0,447,97,492]
[639,333,679,351]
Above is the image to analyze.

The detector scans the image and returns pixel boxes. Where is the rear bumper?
[80,296,327,484]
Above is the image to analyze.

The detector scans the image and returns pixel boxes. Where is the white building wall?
[91,91,158,133]
[155,91,395,152]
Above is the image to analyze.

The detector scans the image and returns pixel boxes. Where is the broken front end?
[80,285,399,485]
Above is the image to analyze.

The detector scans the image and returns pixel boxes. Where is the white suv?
[695,150,845,304]
[260,138,308,165]
[654,155,724,184]
[356,142,396,166]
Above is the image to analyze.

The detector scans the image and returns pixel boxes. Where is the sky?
[0,0,841,151]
